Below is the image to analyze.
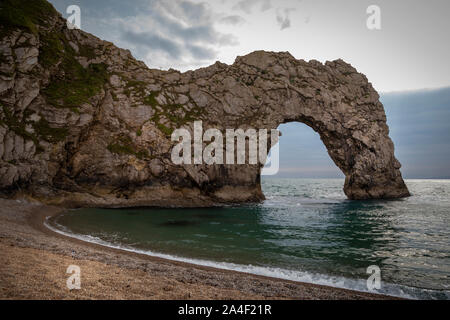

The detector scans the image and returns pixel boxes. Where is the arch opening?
[266,122,344,179]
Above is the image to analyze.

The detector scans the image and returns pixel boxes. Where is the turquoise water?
[48,179,450,299]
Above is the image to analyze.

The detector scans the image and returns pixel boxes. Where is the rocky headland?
[0,0,410,208]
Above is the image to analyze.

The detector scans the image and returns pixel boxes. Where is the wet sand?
[0,198,398,300]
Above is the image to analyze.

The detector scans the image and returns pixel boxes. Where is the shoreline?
[0,198,399,300]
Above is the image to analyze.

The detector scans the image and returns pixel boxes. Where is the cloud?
[276,8,296,30]
[232,0,272,14]
[219,15,246,26]
[99,0,238,70]
[121,30,182,59]
[186,44,218,60]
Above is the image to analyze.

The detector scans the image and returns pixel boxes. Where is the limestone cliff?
[0,0,410,207]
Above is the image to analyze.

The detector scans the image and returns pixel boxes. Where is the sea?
[46,179,450,299]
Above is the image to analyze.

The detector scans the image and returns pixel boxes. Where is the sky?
[48,0,450,92]
[46,0,450,178]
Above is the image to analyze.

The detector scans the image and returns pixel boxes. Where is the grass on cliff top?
[0,0,110,109]
[0,0,57,35]
[0,0,109,109]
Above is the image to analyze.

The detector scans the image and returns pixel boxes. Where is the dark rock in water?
[0,0,410,207]
[160,220,197,227]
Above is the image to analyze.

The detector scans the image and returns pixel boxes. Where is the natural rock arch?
[0,5,410,207]
[176,51,410,202]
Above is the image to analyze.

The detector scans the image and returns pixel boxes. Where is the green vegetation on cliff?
[0,0,57,36]
[150,102,202,137]
[37,17,109,108]
[107,136,150,160]
[143,92,159,107]
[43,60,109,108]
[0,103,37,144]
[0,103,68,153]
[33,118,68,143]
[1,0,109,110]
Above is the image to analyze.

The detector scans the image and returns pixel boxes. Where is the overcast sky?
[49,0,450,92]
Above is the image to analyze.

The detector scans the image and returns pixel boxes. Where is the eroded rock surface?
[0,0,410,207]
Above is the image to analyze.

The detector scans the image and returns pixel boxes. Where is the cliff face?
[0,0,410,207]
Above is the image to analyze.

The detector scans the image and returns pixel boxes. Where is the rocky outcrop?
[0,0,410,207]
